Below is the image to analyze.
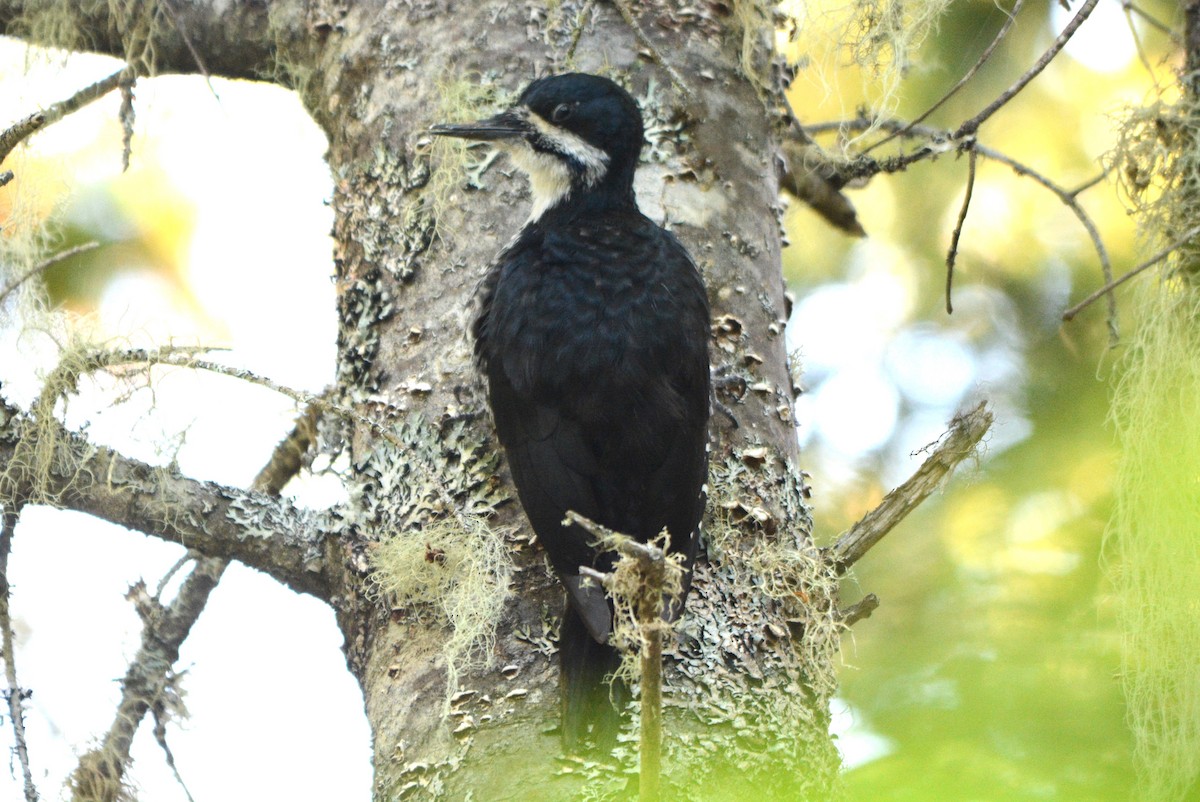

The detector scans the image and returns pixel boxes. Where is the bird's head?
[432,73,645,219]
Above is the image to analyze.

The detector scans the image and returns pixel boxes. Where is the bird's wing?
[479,216,711,641]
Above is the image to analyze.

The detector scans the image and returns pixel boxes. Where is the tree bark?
[1,1,844,798]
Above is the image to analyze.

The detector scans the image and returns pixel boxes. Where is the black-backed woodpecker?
[432,73,710,750]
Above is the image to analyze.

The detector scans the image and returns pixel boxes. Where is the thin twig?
[41,69,130,128]
[955,0,1100,139]
[118,74,135,172]
[1062,225,1200,321]
[830,402,992,573]
[0,506,38,802]
[976,144,1118,340]
[99,349,416,457]
[0,67,129,171]
[0,242,101,308]
[1122,0,1178,39]
[866,0,1024,154]
[610,0,696,105]
[807,116,1120,340]
[945,148,977,314]
[152,708,196,802]
[159,0,217,99]
[1068,169,1111,197]
[153,554,194,599]
[1123,0,1158,76]
[565,0,597,65]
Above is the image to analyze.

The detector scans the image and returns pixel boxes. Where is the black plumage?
[432,73,710,749]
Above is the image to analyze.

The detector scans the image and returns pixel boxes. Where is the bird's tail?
[559,603,627,753]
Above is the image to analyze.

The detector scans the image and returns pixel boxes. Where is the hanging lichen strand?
[1108,71,1200,799]
[1109,279,1200,802]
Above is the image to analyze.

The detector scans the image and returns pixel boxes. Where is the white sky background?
[0,3,1143,797]
[0,45,370,802]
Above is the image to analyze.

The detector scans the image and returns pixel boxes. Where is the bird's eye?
[551,103,575,123]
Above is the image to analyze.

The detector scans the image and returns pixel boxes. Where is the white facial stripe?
[524,111,610,188]
[506,146,573,221]
[495,107,610,220]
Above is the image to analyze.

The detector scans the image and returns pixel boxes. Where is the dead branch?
[1122,0,1176,39]
[779,139,867,236]
[975,145,1118,341]
[69,407,318,802]
[1062,224,1200,321]
[566,511,672,801]
[945,148,978,314]
[954,0,1101,139]
[778,88,866,237]
[829,402,993,573]
[866,0,1024,154]
[0,2,282,82]
[0,506,37,802]
[0,68,130,172]
[0,113,46,166]
[838,594,880,627]
[805,116,1119,339]
[0,398,335,599]
[41,69,130,128]
[119,74,135,171]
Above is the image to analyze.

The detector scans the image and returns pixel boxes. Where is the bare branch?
[40,69,129,128]
[866,0,1024,154]
[838,593,880,627]
[0,69,129,173]
[118,74,135,172]
[0,403,335,599]
[0,113,46,166]
[0,242,101,308]
[68,407,318,801]
[955,0,1101,139]
[779,139,868,236]
[0,506,38,802]
[83,348,415,460]
[0,1,286,82]
[0,67,131,193]
[776,83,866,236]
[807,116,1120,339]
[69,557,222,802]
[565,0,597,64]
[1122,0,1178,40]
[830,402,993,573]
[1062,225,1200,321]
[945,148,977,314]
[159,0,216,93]
[564,511,668,801]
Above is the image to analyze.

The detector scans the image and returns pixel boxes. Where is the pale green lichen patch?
[655,445,843,798]
[1107,89,1200,801]
[354,414,512,701]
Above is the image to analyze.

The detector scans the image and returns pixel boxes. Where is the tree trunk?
[0,1,843,798]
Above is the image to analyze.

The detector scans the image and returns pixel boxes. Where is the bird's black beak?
[430,109,530,141]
